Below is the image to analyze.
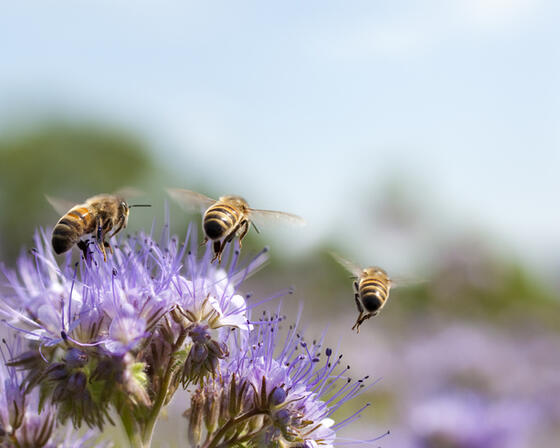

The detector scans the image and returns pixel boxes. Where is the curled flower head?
[0,339,102,447]
[187,310,384,447]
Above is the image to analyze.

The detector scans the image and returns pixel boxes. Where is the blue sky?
[1,1,559,275]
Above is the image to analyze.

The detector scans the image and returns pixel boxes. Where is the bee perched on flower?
[0,216,382,447]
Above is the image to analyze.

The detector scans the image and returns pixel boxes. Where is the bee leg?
[103,240,114,255]
[77,240,90,260]
[200,236,208,248]
[105,220,124,254]
[352,311,369,333]
[352,316,363,333]
[211,240,222,263]
[354,293,363,314]
[96,218,108,262]
[353,311,376,333]
[352,294,364,333]
[109,219,124,239]
[237,220,249,248]
[98,242,107,262]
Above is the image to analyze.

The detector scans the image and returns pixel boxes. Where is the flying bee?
[49,194,150,261]
[331,252,393,333]
[167,188,305,263]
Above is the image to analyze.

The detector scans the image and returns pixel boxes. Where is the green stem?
[141,329,189,447]
[204,409,266,448]
[128,429,146,448]
[118,405,145,448]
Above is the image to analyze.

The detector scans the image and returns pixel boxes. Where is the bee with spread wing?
[167,188,304,263]
[331,252,393,333]
[48,191,150,261]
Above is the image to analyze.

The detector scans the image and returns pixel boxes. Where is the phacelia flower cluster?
[0,221,379,447]
[187,311,377,447]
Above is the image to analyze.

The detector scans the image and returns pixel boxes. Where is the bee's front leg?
[237,220,249,248]
[103,240,114,255]
[354,293,363,314]
[96,218,108,262]
[109,219,124,239]
[352,293,364,333]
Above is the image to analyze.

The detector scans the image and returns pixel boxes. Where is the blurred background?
[1,1,559,447]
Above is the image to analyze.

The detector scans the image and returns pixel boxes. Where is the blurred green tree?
[0,124,154,261]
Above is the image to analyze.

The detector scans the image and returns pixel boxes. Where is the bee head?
[119,200,130,217]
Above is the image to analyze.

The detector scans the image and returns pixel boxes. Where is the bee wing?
[113,186,144,199]
[329,252,363,277]
[389,275,426,289]
[45,195,76,215]
[248,208,306,227]
[166,188,216,213]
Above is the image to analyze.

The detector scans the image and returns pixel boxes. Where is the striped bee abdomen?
[203,204,239,240]
[52,207,94,254]
[359,278,388,312]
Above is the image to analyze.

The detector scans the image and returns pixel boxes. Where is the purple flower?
[187,310,385,447]
[408,391,538,448]
[0,228,175,352]
[0,339,102,447]
[0,223,269,432]
[0,219,382,447]
[172,242,268,334]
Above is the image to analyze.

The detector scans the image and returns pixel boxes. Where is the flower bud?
[191,343,209,363]
[46,363,68,381]
[270,387,287,406]
[67,371,87,393]
[64,348,88,369]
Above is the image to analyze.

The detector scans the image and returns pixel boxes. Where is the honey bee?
[49,194,150,261]
[331,253,392,333]
[167,188,305,263]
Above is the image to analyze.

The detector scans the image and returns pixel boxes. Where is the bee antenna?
[129,204,152,208]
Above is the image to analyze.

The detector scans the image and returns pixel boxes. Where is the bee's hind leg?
[352,315,364,333]
[352,311,376,333]
[77,240,91,260]
[211,240,222,263]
